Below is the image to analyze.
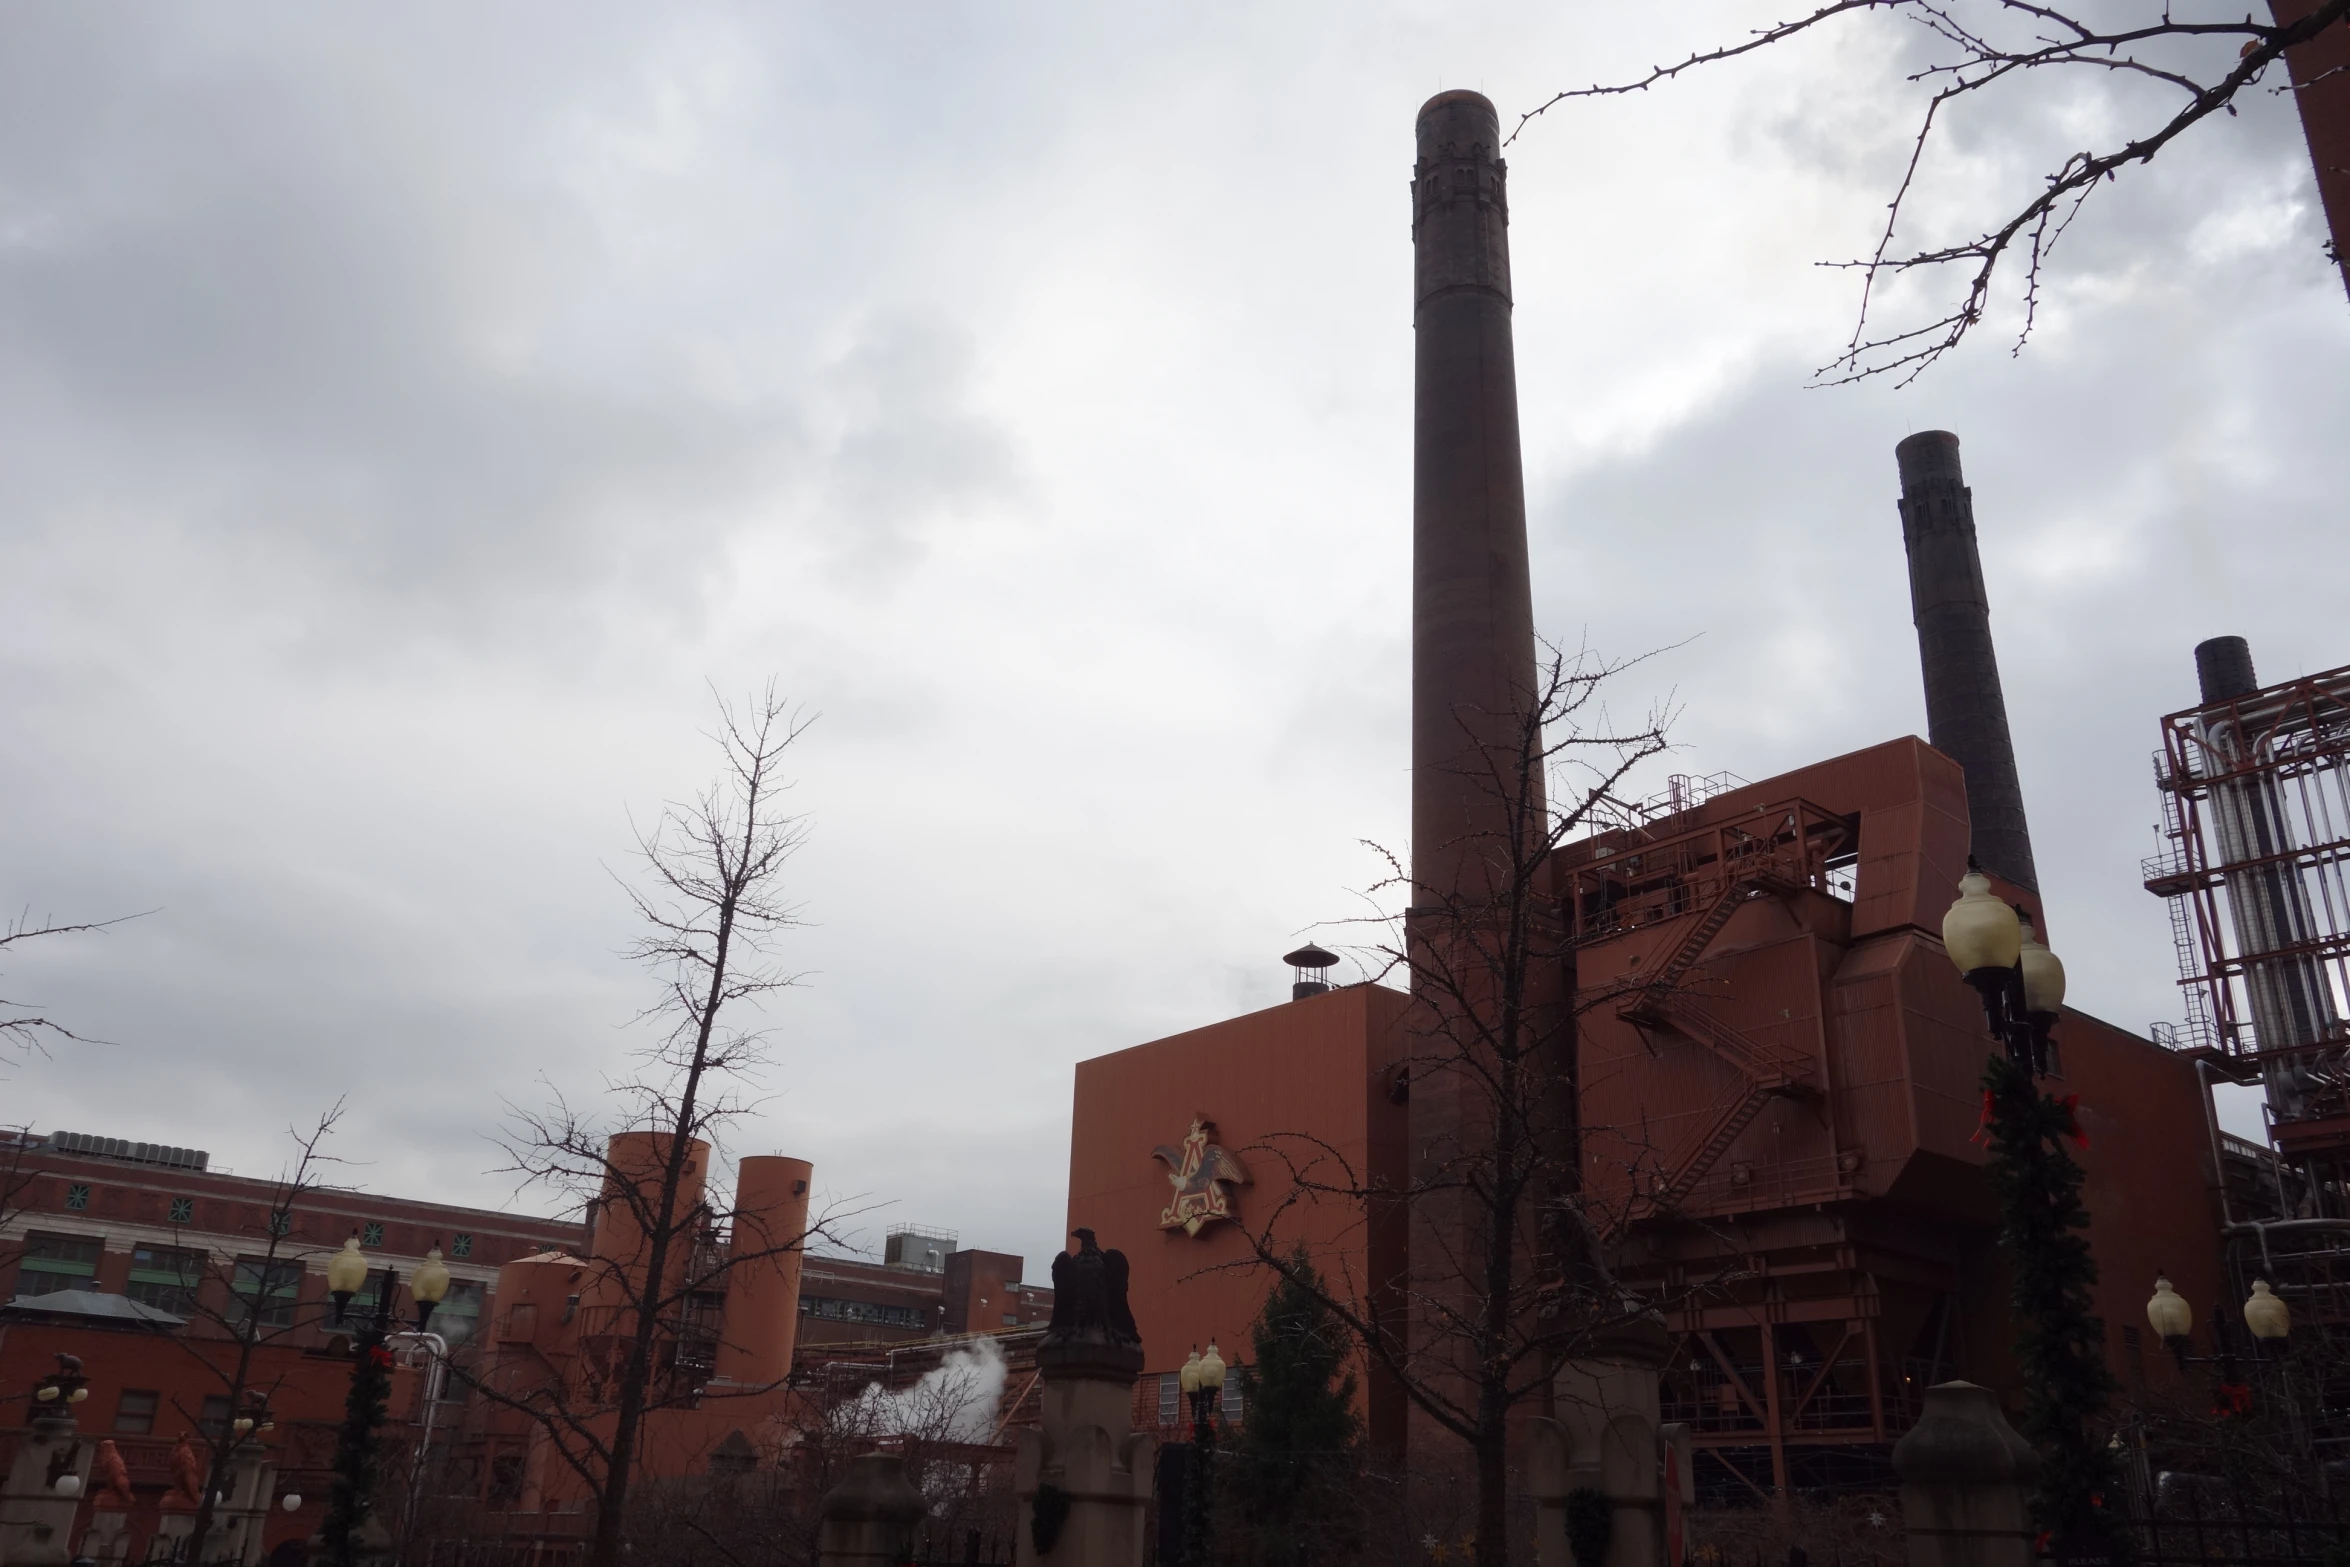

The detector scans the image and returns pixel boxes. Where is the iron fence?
[2121,1470,2349,1567]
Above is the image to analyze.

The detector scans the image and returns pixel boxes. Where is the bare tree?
[2,909,145,1061]
[156,1104,350,1567]
[482,683,834,1567]
[1231,644,1678,1567]
[1514,1,2350,384]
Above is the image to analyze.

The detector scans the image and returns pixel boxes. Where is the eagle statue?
[1044,1228,1142,1354]
[1151,1117,1251,1236]
[168,1434,205,1505]
[91,1440,136,1510]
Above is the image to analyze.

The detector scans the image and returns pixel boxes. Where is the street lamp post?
[320,1235,453,1567]
[2146,1274,2293,1416]
[1940,860,2117,1552]
[1181,1343,1227,1567]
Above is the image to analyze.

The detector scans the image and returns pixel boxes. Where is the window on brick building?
[199,1395,232,1437]
[14,1232,102,1298]
[168,1197,194,1224]
[1221,1375,1244,1422]
[65,1183,90,1210]
[798,1295,927,1330]
[362,1222,385,1247]
[1158,1374,1179,1425]
[128,1243,208,1317]
[435,1280,486,1348]
[229,1256,301,1330]
[451,1233,475,1258]
[113,1390,160,1434]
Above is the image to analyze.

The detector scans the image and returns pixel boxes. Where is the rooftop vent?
[1285,944,1340,1002]
[46,1132,210,1171]
[883,1223,957,1274]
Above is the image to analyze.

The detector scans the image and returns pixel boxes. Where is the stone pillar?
[77,1509,132,1566]
[1891,1381,2038,1567]
[819,1455,927,1567]
[0,1409,95,1567]
[1530,1320,1675,1567]
[1015,1234,1153,1567]
[208,1442,276,1567]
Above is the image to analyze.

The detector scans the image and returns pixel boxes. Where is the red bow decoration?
[2056,1094,2089,1151]
[2213,1381,2253,1417]
[1972,1089,1996,1146]
[366,1344,396,1371]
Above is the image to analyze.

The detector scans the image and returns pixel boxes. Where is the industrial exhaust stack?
[1895,431,2040,893]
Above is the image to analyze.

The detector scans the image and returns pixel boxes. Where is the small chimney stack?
[1895,430,2039,893]
[1284,944,1339,1002]
[2196,635,2259,704]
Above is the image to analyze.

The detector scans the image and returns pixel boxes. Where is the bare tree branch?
[1511,0,2350,383]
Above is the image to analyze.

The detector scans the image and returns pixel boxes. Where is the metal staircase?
[1616,870,1818,1219]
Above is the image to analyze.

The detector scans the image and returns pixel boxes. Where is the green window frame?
[228,1256,302,1330]
[64,1183,90,1211]
[168,1197,194,1224]
[361,1222,385,1247]
[15,1232,102,1299]
[127,1243,207,1316]
[450,1233,474,1259]
[434,1279,485,1347]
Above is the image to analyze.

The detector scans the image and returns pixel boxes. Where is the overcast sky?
[5,4,2343,1269]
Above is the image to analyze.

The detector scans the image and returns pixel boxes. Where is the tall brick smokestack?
[1406,88,1544,1479]
[1412,90,1539,901]
[1895,431,2039,893]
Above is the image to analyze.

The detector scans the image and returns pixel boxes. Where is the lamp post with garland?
[1940,859,2120,1556]
[319,1234,451,1567]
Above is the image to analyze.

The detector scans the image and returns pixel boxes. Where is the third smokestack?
[1895,430,2039,893]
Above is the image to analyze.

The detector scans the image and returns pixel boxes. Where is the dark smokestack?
[2196,636,2259,704]
[1411,90,1537,901]
[1894,430,2039,893]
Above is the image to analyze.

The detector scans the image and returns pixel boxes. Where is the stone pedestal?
[148,1510,195,1566]
[78,1511,132,1566]
[1013,1343,1154,1567]
[1891,1382,2037,1567]
[1530,1320,1674,1567]
[0,1411,94,1567]
[819,1455,928,1567]
[208,1442,277,1567]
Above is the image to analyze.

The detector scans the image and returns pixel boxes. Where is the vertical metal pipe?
[2191,636,2341,1114]
[1895,431,2040,892]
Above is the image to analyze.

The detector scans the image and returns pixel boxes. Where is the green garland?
[322,1339,394,1567]
[1979,1052,2122,1547]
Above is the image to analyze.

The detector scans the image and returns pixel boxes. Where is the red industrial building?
[0,1129,576,1564]
[0,1129,1054,1560]
[1059,89,2240,1505]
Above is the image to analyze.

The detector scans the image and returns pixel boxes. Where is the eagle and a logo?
[1153,1117,1251,1236]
